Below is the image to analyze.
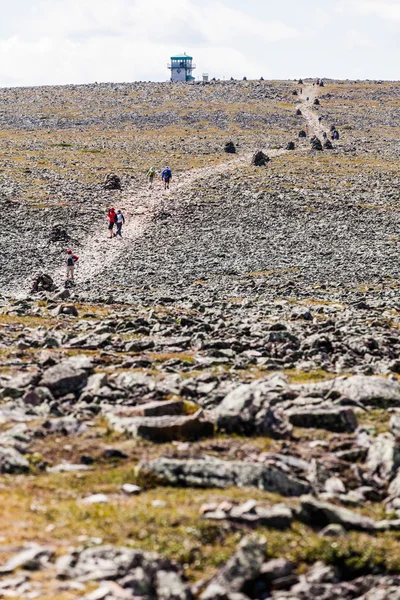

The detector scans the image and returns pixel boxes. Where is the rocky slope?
[0,78,400,599]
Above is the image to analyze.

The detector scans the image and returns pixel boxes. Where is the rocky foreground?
[0,79,400,599]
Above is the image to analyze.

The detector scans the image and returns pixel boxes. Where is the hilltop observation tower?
[168,53,196,82]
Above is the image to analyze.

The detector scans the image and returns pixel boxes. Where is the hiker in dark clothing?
[161,166,172,190]
[115,209,125,238]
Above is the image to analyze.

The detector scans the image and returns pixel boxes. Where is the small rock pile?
[49,224,69,242]
[104,173,121,190]
[224,141,236,154]
[252,151,270,167]
[310,136,323,151]
[31,273,56,293]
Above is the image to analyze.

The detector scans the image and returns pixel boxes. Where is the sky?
[0,0,399,87]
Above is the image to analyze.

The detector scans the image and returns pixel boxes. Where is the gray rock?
[57,545,177,582]
[40,356,93,397]
[0,546,53,574]
[390,415,400,436]
[106,409,214,442]
[215,377,292,438]
[114,400,184,418]
[388,471,400,498]
[298,496,377,532]
[260,558,296,582]
[314,375,400,408]
[306,562,338,584]
[0,446,30,474]
[139,458,311,496]
[287,407,357,433]
[319,524,347,537]
[201,535,266,597]
[155,570,193,600]
[366,433,400,480]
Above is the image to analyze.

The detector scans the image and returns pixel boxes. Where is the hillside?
[1,79,400,599]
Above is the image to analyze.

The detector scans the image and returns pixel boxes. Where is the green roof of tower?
[170,53,193,60]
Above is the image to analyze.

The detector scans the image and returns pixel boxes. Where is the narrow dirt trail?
[50,148,287,290]
[299,84,324,138]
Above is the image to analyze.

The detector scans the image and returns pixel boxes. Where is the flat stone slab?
[106,409,214,442]
[139,457,311,496]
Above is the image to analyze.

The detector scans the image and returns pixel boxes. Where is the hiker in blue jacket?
[161,166,172,190]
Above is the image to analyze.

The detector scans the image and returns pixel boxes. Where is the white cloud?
[337,0,400,21]
[345,28,376,48]
[0,0,299,85]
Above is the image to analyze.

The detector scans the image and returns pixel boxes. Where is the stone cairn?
[310,136,323,151]
[50,224,69,242]
[252,151,270,167]
[296,108,302,116]
[224,141,236,154]
[31,273,56,293]
[104,173,121,190]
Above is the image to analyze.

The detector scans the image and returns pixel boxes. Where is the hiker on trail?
[107,207,117,238]
[306,96,309,101]
[146,167,156,189]
[115,209,125,238]
[161,166,172,190]
[66,250,79,281]
[318,116,322,123]
[322,131,327,139]
[333,130,340,141]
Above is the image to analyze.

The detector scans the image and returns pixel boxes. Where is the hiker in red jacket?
[107,207,117,238]
[66,250,79,281]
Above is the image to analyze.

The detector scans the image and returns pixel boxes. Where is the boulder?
[40,356,93,398]
[298,130,307,138]
[251,151,270,167]
[215,378,292,438]
[298,496,376,532]
[104,173,121,190]
[313,98,320,105]
[324,139,333,150]
[287,407,357,433]
[297,375,400,408]
[139,458,311,496]
[296,109,302,116]
[286,141,295,150]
